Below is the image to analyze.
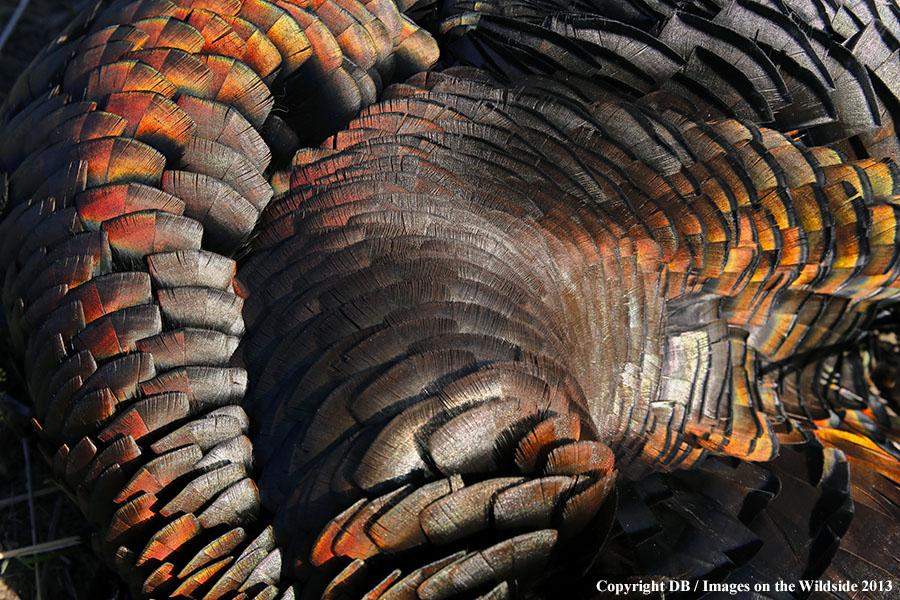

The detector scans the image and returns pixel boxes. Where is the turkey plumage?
[1,0,899,598]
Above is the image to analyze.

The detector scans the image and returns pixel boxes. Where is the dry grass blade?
[20,440,40,600]
[0,0,81,107]
[0,395,123,599]
[0,488,58,510]
[0,0,32,56]
[0,537,82,561]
